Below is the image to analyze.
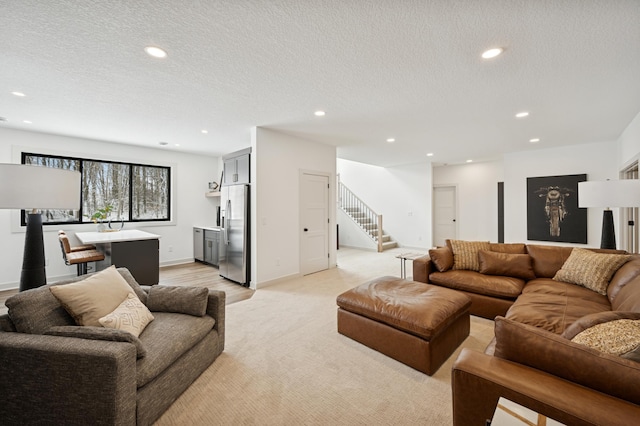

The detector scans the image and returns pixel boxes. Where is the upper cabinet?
[222,147,251,186]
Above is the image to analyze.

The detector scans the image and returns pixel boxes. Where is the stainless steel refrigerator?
[219,184,249,286]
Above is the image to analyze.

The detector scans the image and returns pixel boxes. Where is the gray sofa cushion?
[5,284,75,334]
[5,268,147,334]
[136,312,215,387]
[146,286,209,317]
[45,325,147,358]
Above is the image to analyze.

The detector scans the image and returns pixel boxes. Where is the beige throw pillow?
[553,248,630,295]
[449,240,491,271]
[50,266,135,326]
[571,319,640,361]
[99,293,154,337]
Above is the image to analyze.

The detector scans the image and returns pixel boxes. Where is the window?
[22,152,171,225]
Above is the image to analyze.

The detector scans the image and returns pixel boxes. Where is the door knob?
[304,228,308,232]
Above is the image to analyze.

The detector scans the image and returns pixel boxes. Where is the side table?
[395,252,426,279]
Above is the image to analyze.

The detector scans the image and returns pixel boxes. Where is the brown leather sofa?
[413,242,640,425]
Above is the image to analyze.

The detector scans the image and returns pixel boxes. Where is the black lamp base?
[600,209,616,250]
[19,213,47,291]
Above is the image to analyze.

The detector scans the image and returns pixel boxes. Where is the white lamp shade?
[0,164,81,210]
[578,180,640,208]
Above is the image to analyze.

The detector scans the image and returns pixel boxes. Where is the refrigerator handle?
[226,199,231,245]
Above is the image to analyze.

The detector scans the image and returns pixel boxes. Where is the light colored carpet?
[155,248,495,425]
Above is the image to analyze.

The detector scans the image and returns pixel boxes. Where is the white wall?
[504,141,618,246]
[251,127,337,288]
[432,160,504,243]
[619,111,640,168]
[336,158,432,250]
[0,127,219,289]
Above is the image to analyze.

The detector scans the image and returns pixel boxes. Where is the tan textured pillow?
[478,250,535,280]
[449,240,491,271]
[571,319,640,361]
[553,248,631,295]
[99,293,154,337]
[50,266,135,326]
[428,247,454,272]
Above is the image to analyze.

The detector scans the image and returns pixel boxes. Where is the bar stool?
[58,231,105,275]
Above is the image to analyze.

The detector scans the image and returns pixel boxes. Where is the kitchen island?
[75,229,160,285]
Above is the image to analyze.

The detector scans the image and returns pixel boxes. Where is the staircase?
[339,182,397,252]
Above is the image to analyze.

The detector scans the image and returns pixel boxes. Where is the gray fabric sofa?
[0,268,225,425]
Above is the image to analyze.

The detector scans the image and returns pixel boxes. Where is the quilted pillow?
[449,240,491,272]
[99,293,154,337]
[553,248,631,295]
[478,250,535,280]
[571,319,640,363]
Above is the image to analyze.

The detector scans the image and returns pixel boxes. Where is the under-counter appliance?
[219,184,249,286]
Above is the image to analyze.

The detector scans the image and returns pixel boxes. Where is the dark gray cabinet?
[204,229,219,267]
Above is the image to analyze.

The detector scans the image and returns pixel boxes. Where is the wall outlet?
[168,246,173,252]
[408,211,413,216]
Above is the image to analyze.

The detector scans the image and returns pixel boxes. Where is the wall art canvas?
[527,174,587,244]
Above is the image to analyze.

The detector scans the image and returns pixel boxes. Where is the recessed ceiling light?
[23,120,32,124]
[159,141,168,146]
[11,91,26,97]
[481,48,503,59]
[515,111,529,118]
[201,130,208,134]
[175,144,181,147]
[314,110,325,117]
[144,46,167,58]
[466,159,473,163]
[529,138,540,143]
[426,153,434,157]
[386,138,395,143]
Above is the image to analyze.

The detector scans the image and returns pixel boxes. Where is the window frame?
[21,152,172,226]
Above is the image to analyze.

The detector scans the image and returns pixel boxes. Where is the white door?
[300,173,329,275]
[433,186,457,247]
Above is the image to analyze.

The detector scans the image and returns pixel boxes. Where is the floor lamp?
[578,180,640,250]
[0,164,81,291]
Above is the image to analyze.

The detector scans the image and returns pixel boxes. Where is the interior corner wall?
[336,158,432,250]
[252,128,337,288]
[432,160,504,243]
[0,127,219,289]
[618,111,640,167]
[503,141,618,246]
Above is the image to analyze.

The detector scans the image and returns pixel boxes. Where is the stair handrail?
[338,180,384,252]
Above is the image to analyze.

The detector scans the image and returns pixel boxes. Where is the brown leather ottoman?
[336,276,471,375]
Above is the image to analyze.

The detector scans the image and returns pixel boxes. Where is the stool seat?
[58,231,105,276]
[337,276,471,375]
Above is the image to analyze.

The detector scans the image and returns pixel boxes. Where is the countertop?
[76,229,161,244]
[194,225,220,231]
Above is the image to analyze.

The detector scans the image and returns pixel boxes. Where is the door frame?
[299,169,334,275]
[432,184,459,247]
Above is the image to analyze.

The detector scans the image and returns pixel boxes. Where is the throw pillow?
[428,247,454,272]
[449,240,491,272]
[553,248,631,295]
[478,250,535,280]
[49,265,135,326]
[146,286,209,317]
[5,284,75,334]
[45,325,147,358]
[571,319,640,362]
[99,293,154,337]
[561,311,640,340]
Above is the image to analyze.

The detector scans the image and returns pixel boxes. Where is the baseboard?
[338,244,377,252]
[160,258,196,268]
[255,272,301,289]
[0,272,77,292]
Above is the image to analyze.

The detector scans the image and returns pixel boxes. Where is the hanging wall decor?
[526,174,587,244]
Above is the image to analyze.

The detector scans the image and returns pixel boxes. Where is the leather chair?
[58,231,105,275]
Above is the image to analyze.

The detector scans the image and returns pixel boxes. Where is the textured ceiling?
[1,1,639,167]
